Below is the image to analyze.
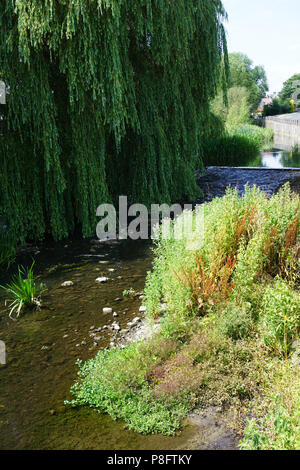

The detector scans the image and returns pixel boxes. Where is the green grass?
[202,133,259,166]
[68,185,300,445]
[0,261,46,319]
[202,124,274,166]
[229,124,274,151]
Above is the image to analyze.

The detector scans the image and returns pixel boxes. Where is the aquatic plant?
[122,288,135,298]
[66,337,186,435]
[0,262,46,319]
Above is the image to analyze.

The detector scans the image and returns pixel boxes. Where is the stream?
[0,238,237,450]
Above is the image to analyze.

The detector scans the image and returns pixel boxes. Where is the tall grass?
[202,133,259,166]
[240,363,300,450]
[202,124,274,166]
[0,261,46,319]
[229,124,274,151]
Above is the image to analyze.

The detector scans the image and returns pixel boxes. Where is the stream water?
[248,148,300,168]
[0,238,237,450]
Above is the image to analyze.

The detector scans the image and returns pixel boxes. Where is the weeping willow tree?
[0,1,228,243]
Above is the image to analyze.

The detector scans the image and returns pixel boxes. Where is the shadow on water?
[0,238,237,450]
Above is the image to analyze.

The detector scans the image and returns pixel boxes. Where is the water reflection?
[244,146,300,169]
[244,129,300,168]
[260,147,300,169]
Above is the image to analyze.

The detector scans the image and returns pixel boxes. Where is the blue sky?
[222,0,300,92]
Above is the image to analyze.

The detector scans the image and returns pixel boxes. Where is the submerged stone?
[96,277,108,283]
[103,307,113,314]
[61,281,74,287]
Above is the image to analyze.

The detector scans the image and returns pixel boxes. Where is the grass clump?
[202,124,274,166]
[202,133,259,167]
[216,302,255,341]
[0,261,46,319]
[229,124,274,151]
[69,184,300,444]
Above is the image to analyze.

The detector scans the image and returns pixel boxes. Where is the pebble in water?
[61,281,74,287]
[96,277,108,283]
[103,307,113,314]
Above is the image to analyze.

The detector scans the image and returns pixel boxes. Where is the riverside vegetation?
[68,184,300,450]
[202,124,274,167]
[203,52,274,167]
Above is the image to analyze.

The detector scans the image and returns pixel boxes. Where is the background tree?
[226,87,250,126]
[0,0,228,243]
[263,98,293,117]
[212,86,250,126]
[228,53,268,111]
[278,73,300,106]
[211,52,268,127]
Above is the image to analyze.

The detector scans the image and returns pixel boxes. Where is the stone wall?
[265,115,300,150]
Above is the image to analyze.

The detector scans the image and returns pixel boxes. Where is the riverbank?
[68,184,300,449]
[0,238,239,449]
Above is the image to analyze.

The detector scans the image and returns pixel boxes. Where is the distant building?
[258,97,273,113]
[257,93,278,115]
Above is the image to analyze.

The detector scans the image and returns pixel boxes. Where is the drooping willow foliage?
[0,1,228,243]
